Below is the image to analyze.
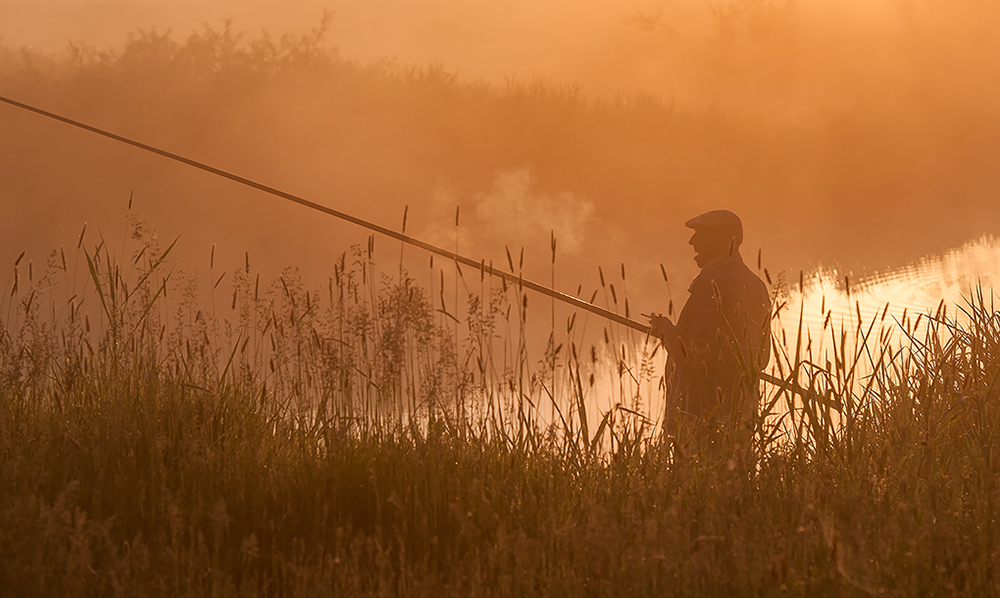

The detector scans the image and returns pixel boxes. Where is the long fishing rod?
[0,94,808,395]
[0,94,646,332]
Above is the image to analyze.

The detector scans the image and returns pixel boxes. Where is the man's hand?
[648,313,676,343]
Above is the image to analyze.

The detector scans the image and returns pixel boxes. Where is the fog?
[2,0,999,322]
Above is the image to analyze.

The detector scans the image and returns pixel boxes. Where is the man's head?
[685,210,743,268]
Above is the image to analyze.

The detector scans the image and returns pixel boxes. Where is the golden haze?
[1,0,998,311]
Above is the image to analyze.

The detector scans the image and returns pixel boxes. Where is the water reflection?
[779,235,1000,343]
[749,235,1000,443]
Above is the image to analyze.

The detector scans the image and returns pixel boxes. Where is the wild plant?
[4,215,1000,595]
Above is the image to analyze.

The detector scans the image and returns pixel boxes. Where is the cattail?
[660,263,668,282]
[599,266,605,288]
[210,243,216,269]
[402,204,409,233]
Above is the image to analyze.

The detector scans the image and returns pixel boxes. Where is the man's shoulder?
[731,260,767,289]
[699,256,764,286]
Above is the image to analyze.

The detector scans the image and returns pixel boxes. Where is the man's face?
[689,228,734,268]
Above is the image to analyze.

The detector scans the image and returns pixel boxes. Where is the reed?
[2,215,1000,596]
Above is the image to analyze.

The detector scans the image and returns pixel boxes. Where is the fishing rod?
[0,94,811,397]
[0,94,645,332]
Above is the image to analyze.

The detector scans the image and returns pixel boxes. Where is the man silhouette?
[649,210,771,454]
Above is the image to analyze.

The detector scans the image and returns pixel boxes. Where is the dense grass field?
[2,218,1000,597]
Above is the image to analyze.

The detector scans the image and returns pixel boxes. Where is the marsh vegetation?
[3,216,1000,596]
[3,9,1000,595]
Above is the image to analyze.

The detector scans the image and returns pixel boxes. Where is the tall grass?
[2,216,1000,596]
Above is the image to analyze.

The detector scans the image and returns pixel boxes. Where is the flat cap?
[685,210,743,242]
